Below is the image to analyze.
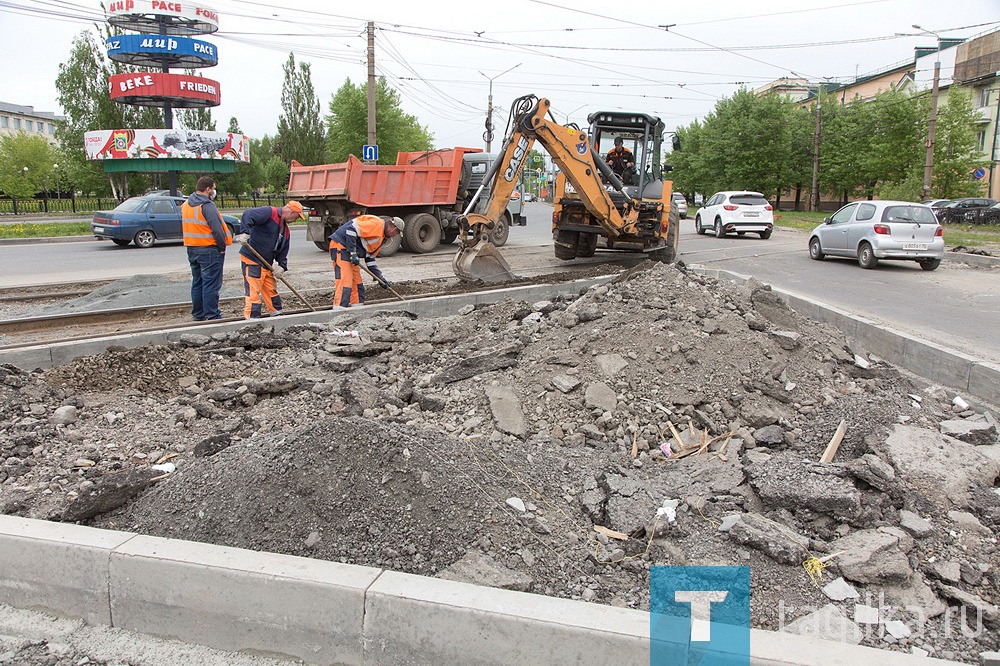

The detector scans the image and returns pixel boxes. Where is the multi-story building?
[0,102,63,144]
[953,30,1000,200]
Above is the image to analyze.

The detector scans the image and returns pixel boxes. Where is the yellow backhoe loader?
[453,95,680,282]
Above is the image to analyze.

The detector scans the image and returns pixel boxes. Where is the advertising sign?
[108,0,219,35]
[85,129,249,162]
[109,72,221,107]
[106,34,218,68]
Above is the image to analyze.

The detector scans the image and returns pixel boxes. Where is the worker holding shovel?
[234,201,307,319]
[329,215,404,308]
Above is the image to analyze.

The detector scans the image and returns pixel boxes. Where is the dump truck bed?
[287,147,481,208]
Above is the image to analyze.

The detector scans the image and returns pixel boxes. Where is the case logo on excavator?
[504,136,530,182]
[576,140,587,155]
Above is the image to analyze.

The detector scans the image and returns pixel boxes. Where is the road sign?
[362,144,379,161]
[973,167,986,180]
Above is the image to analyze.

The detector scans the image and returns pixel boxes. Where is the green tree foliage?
[275,53,326,166]
[55,28,163,197]
[176,70,216,131]
[928,90,988,199]
[0,134,58,198]
[326,77,433,164]
[263,154,290,193]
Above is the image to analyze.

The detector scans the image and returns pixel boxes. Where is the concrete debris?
[49,405,78,425]
[782,604,863,645]
[883,619,911,639]
[854,604,880,624]
[4,262,1000,663]
[925,561,962,584]
[937,585,1000,629]
[437,551,533,592]
[874,425,1000,509]
[898,510,934,538]
[980,651,1000,666]
[727,513,809,565]
[828,527,914,584]
[822,577,860,602]
[939,419,998,446]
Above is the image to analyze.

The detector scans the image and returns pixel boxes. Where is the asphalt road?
[1,203,998,364]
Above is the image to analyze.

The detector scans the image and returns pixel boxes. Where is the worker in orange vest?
[182,176,231,321]
[328,215,404,307]
[233,201,306,319]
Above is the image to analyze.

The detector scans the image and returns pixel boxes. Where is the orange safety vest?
[352,214,387,256]
[182,200,232,247]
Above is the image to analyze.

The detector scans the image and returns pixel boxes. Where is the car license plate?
[743,212,759,218]
[903,243,927,250]
[94,227,104,233]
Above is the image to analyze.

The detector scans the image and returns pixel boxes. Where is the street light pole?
[480,63,521,153]
[914,24,942,199]
[53,163,60,200]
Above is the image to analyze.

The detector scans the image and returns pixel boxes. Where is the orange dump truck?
[287,147,523,254]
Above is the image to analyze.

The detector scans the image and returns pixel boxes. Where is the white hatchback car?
[695,191,774,239]
[671,192,688,219]
[808,200,944,270]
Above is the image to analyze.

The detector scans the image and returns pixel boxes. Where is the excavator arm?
[454,96,642,282]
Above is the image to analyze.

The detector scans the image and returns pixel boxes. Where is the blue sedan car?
[92,195,241,248]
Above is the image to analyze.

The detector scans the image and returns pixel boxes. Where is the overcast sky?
[2,0,999,153]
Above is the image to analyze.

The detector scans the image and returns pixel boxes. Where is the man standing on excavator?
[328,214,404,308]
[605,137,635,182]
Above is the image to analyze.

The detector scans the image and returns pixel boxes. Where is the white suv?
[671,192,688,219]
[696,191,774,239]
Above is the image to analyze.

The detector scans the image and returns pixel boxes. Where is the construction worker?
[605,137,636,183]
[329,214,404,308]
[233,201,307,319]
[182,176,231,321]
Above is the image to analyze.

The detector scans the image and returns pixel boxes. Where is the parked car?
[695,191,774,239]
[808,200,944,271]
[522,192,536,202]
[921,198,951,210]
[92,195,241,248]
[671,192,688,219]
[935,197,997,224]
[985,201,1000,224]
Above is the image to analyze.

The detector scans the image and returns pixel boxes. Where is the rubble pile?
[1,261,998,662]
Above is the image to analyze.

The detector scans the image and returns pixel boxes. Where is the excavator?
[453,95,680,282]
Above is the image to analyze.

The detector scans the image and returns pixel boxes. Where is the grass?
[0,222,92,239]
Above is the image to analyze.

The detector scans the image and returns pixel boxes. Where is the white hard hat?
[389,216,405,233]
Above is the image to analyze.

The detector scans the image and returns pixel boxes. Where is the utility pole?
[915,25,942,199]
[810,93,822,212]
[479,63,521,153]
[366,21,376,161]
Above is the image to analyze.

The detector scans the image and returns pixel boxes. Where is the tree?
[275,53,326,166]
[263,154,290,193]
[0,134,57,198]
[929,90,987,199]
[177,70,216,131]
[326,77,433,164]
[55,28,162,197]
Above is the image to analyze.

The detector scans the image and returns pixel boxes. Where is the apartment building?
[953,30,1000,200]
[0,102,63,144]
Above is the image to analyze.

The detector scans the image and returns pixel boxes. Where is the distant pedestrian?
[328,215,404,307]
[182,176,231,321]
[233,201,306,319]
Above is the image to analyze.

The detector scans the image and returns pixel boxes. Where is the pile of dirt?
[2,261,999,662]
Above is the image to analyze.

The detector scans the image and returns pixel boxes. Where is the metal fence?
[0,193,291,217]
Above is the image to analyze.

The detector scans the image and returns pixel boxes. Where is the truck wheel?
[402,212,441,253]
[651,200,680,263]
[380,233,403,257]
[577,232,598,258]
[554,229,579,260]
[490,213,510,247]
[314,240,330,251]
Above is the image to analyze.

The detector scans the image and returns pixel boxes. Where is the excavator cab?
[589,111,667,202]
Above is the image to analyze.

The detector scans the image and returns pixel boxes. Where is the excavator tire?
[576,232,598,258]
[650,201,680,263]
[554,229,579,260]
[402,212,442,254]
[490,213,511,247]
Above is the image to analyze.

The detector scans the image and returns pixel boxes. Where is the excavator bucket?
[453,239,517,282]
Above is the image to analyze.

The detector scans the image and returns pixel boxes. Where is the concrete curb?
[0,515,958,665]
[689,266,1000,408]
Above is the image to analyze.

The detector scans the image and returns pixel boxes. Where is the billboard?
[84,129,249,162]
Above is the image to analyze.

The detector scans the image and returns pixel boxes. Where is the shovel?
[357,261,406,302]
[236,240,317,312]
